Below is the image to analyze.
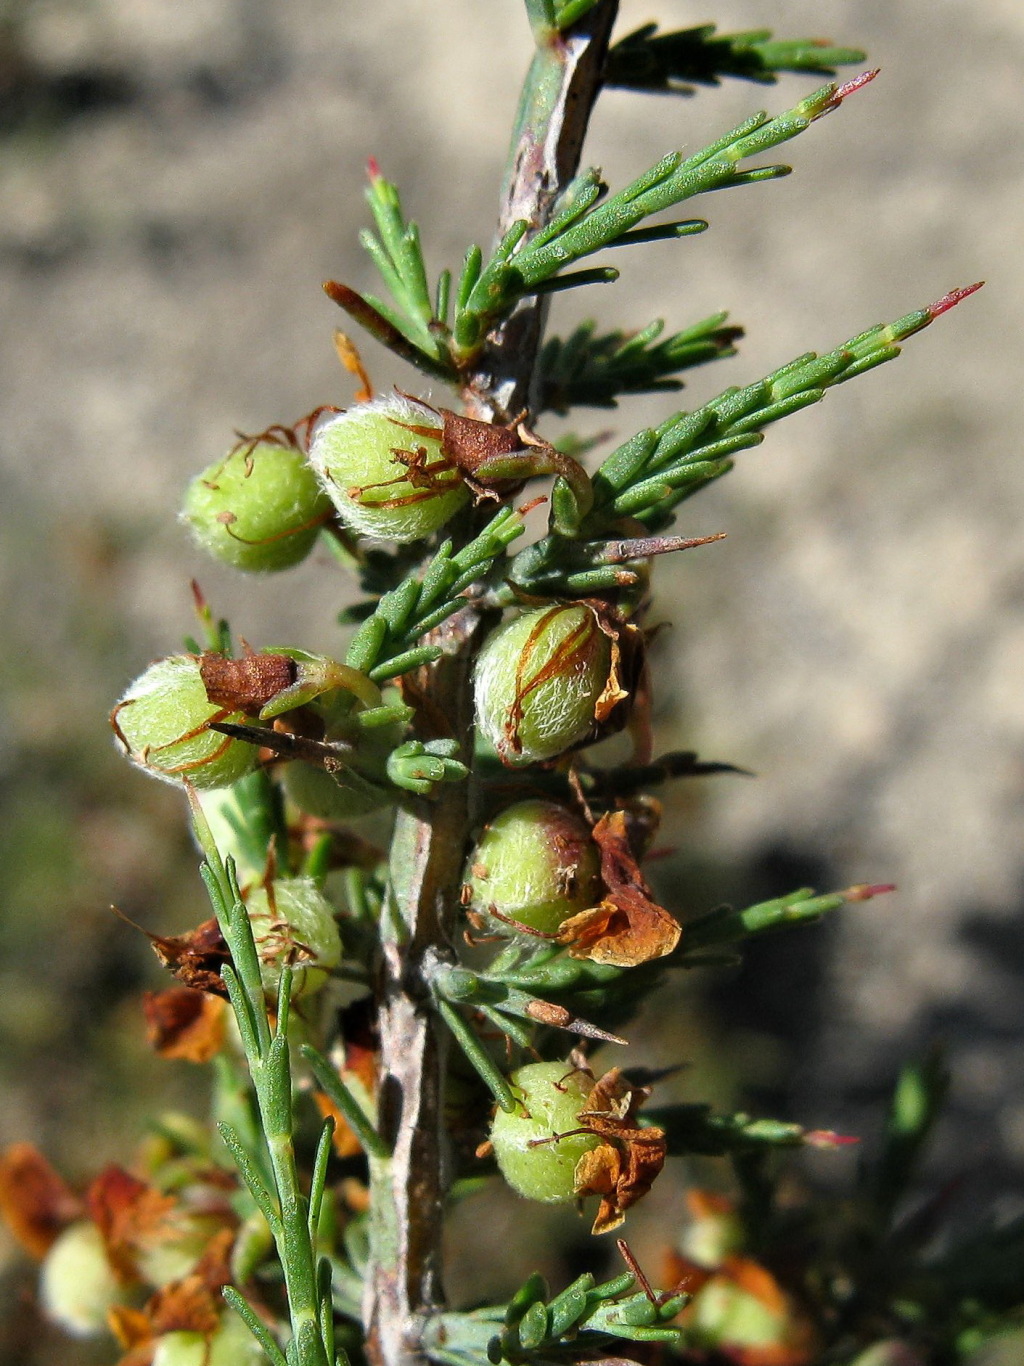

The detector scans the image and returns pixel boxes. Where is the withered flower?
[556,807,682,966]
[571,1067,667,1235]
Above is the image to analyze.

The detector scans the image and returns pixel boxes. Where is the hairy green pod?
[112,655,258,790]
[467,799,601,934]
[245,876,342,998]
[474,604,613,766]
[489,1061,601,1203]
[40,1221,126,1337]
[183,439,331,572]
[309,394,470,542]
[152,1312,266,1366]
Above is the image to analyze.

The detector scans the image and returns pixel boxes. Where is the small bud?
[39,1220,126,1337]
[182,439,331,572]
[466,800,601,934]
[112,655,259,790]
[245,876,342,999]
[474,604,619,766]
[387,738,469,795]
[309,394,470,542]
[489,1061,602,1204]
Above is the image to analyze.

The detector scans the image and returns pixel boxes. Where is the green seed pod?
[309,394,470,542]
[467,800,600,934]
[182,439,332,572]
[489,1061,601,1204]
[474,604,615,766]
[153,1312,266,1366]
[40,1220,126,1337]
[245,876,342,999]
[687,1276,792,1358]
[111,655,259,790]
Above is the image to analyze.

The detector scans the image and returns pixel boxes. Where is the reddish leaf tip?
[844,882,896,902]
[366,155,381,181]
[928,281,985,319]
[804,1129,861,1149]
[834,68,881,102]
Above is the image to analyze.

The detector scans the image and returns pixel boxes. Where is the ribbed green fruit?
[245,876,342,998]
[474,605,612,766]
[490,1061,601,1203]
[112,655,258,789]
[40,1221,126,1337]
[467,799,601,934]
[309,395,469,543]
[183,440,331,571]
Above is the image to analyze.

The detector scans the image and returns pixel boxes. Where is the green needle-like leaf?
[606,22,867,93]
[585,284,983,531]
[435,998,516,1113]
[451,77,875,362]
[222,1286,290,1366]
[539,313,742,412]
[301,1044,391,1161]
[346,505,528,679]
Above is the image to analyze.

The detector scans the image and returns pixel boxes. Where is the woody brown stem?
[463,2,619,424]
[365,7,619,1366]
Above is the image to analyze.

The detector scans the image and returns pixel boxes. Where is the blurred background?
[0,0,1021,1358]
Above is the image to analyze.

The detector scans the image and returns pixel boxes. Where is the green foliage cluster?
[4,8,1016,1366]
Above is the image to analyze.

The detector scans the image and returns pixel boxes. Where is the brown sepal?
[571,1069,667,1235]
[198,646,296,715]
[0,1144,83,1259]
[556,809,681,966]
[143,988,226,1063]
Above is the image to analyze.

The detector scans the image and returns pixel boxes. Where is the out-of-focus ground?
[0,0,1021,1357]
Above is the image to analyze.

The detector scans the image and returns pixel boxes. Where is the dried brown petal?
[143,989,226,1063]
[0,1144,82,1259]
[570,1068,667,1234]
[86,1168,177,1281]
[556,809,680,966]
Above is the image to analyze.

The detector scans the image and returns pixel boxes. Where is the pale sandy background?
[0,0,1022,1350]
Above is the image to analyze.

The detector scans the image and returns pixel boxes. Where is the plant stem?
[463,1,619,423]
[365,6,618,1366]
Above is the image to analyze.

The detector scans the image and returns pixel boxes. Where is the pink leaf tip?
[804,1129,861,1150]
[928,281,985,319]
[366,156,381,182]
[816,68,881,117]
[844,883,895,902]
